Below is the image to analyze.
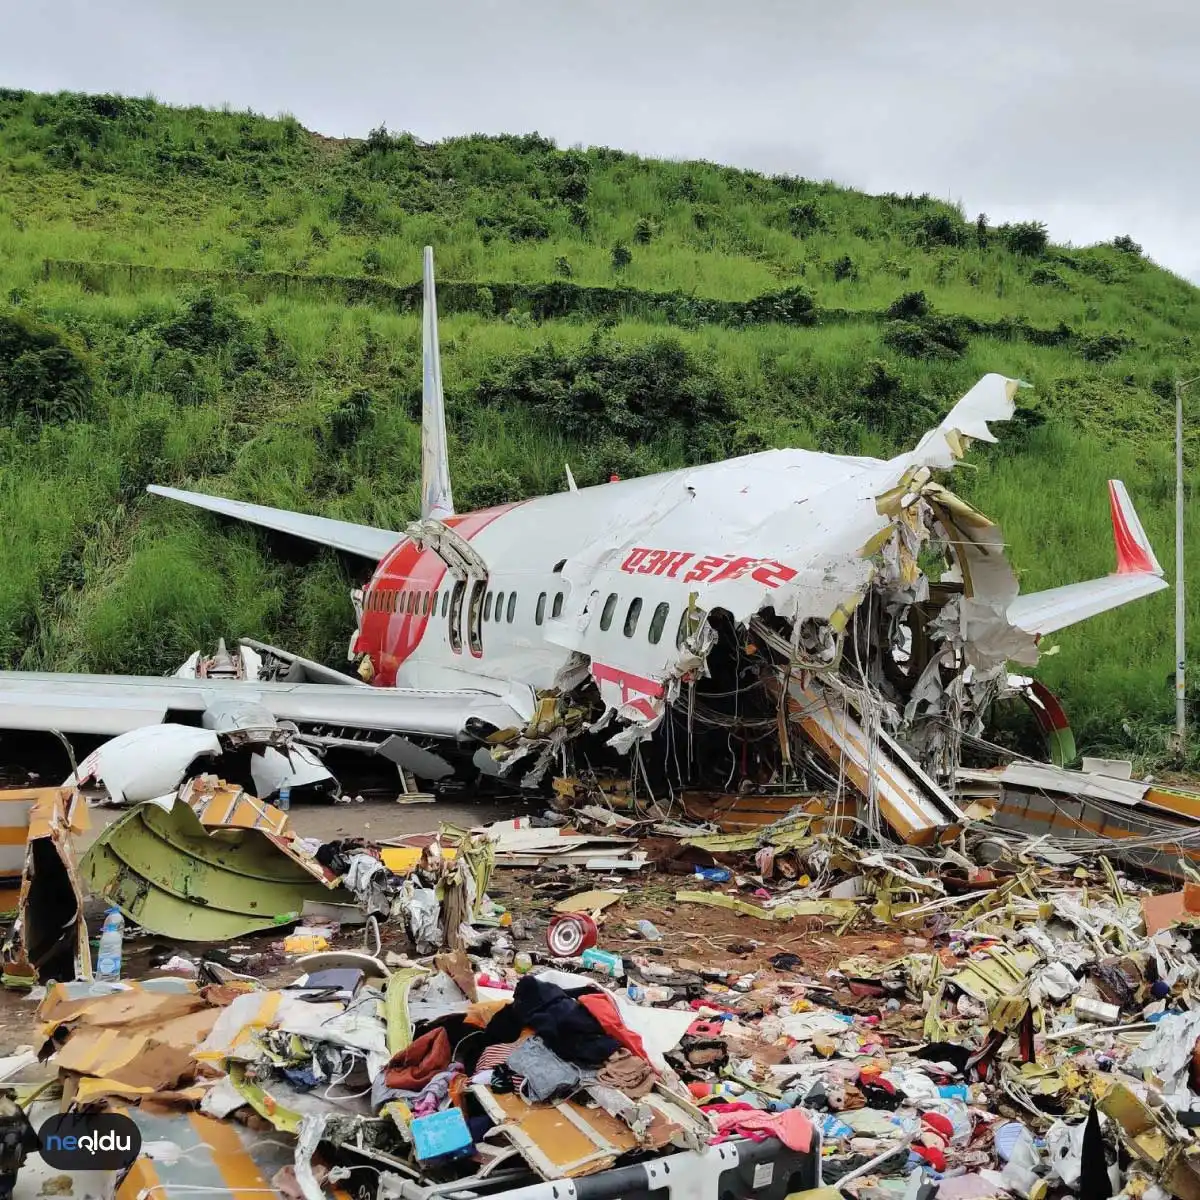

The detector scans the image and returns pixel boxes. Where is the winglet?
[1109,480,1162,575]
[565,463,578,493]
[421,247,454,522]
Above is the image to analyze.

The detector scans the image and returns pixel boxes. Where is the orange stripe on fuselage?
[359,502,522,686]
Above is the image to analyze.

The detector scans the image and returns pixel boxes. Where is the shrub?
[915,210,965,247]
[1030,266,1069,289]
[1080,332,1130,363]
[885,290,929,320]
[1003,221,1049,257]
[787,201,824,235]
[633,218,655,245]
[158,289,248,353]
[1112,234,1143,256]
[0,310,93,424]
[883,316,967,360]
[554,256,572,278]
[832,254,856,282]
[611,242,632,270]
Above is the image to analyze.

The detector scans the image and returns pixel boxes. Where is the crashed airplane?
[0,249,1168,842]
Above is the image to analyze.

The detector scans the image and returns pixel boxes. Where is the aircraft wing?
[1006,480,1168,636]
[147,486,400,560]
[0,672,526,740]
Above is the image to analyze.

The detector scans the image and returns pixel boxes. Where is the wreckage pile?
[6,778,1200,1199]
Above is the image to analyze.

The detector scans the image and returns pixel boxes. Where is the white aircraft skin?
[0,249,1168,753]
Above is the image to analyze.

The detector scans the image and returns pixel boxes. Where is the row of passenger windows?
[364,584,685,648]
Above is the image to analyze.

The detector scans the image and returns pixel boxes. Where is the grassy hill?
[1,88,1198,755]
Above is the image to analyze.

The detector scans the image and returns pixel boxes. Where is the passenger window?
[623,597,643,637]
[600,593,618,632]
[648,602,670,644]
[677,608,700,647]
[552,591,564,619]
[442,591,450,617]
[421,592,429,616]
[507,593,516,623]
[484,591,493,621]
[449,580,465,653]
[494,591,505,623]
[406,591,415,614]
[535,592,547,625]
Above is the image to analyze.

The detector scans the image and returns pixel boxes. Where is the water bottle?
[277,784,291,813]
[96,907,125,981]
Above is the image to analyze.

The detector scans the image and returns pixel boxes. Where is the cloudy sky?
[4,0,1197,280]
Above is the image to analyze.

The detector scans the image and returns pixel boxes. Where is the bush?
[554,256,572,278]
[883,316,967,360]
[885,290,929,320]
[475,333,735,459]
[0,310,93,424]
[832,254,856,282]
[915,210,966,247]
[1029,266,1069,289]
[1112,234,1143,256]
[787,201,824,235]
[1003,221,1049,257]
[158,289,248,354]
[611,242,632,270]
[1080,332,1130,363]
[633,218,655,245]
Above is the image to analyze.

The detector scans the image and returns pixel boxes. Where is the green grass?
[1,87,1199,756]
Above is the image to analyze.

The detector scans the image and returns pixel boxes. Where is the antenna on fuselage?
[421,247,454,522]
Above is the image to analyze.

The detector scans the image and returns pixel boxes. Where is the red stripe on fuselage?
[358,502,521,686]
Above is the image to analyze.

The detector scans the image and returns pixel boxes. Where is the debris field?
[0,772,1196,1200]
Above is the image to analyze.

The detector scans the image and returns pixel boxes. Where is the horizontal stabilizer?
[1007,479,1166,636]
[147,486,399,561]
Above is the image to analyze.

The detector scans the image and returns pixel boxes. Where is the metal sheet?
[81,800,352,941]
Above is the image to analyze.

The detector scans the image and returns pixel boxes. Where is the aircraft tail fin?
[1109,479,1162,575]
[1006,480,1166,636]
[421,247,455,522]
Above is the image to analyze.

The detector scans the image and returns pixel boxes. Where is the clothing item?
[708,1105,814,1152]
[596,1049,654,1098]
[506,1035,586,1103]
[383,1026,451,1091]
[577,991,651,1064]
[510,977,619,1067]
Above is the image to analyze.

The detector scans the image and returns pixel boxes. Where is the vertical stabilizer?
[421,247,454,521]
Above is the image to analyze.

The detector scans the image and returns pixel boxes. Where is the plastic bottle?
[635,920,662,941]
[277,785,291,813]
[96,907,125,981]
[581,948,625,977]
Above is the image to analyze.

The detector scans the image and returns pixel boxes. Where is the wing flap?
[147,486,400,561]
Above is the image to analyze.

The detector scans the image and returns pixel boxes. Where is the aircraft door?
[467,579,486,657]
[448,579,466,654]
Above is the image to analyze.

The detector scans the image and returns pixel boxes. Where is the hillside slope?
[1,89,1198,751]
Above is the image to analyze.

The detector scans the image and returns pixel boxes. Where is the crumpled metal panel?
[80,799,352,941]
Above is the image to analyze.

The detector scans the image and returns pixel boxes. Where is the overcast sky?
[4,0,1197,281]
